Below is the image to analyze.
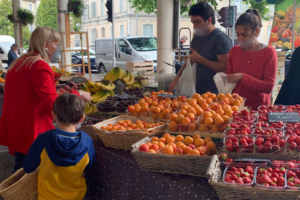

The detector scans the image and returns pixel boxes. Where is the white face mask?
[239,31,256,49]
[194,27,207,37]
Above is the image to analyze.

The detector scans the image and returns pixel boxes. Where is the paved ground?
[0,73,101,198]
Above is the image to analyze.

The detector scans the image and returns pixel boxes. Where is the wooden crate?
[126,61,154,76]
[276,51,286,57]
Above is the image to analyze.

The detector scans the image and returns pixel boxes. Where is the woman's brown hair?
[235,9,262,33]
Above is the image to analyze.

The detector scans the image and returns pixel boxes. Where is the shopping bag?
[0,168,39,200]
[174,57,196,97]
[213,72,236,94]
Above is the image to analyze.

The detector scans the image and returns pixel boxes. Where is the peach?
[149,144,159,151]
[183,146,192,154]
[152,141,158,145]
[190,149,200,156]
[148,149,157,153]
[158,142,165,149]
[178,144,187,151]
[176,141,184,147]
[197,146,207,155]
[193,134,201,141]
[166,137,175,144]
[163,133,171,139]
[139,144,149,152]
[163,146,174,154]
[175,135,184,142]
[188,123,197,132]
[194,138,205,147]
[188,144,196,149]
[183,136,194,144]
[127,105,135,112]
[174,148,183,154]
[182,117,191,125]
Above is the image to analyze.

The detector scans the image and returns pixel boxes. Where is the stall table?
[85,138,219,200]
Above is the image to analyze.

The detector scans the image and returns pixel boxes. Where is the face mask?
[50,45,61,63]
[239,32,256,49]
[194,27,207,37]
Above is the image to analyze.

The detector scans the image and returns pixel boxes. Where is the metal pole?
[291,0,296,54]
[12,0,22,52]
[231,6,235,47]
[112,0,116,67]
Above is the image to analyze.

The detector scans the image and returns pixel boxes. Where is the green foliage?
[36,0,58,30]
[70,13,82,32]
[17,8,35,26]
[242,0,271,21]
[128,0,222,15]
[0,0,14,36]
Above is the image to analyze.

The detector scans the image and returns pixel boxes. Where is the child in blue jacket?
[23,93,96,200]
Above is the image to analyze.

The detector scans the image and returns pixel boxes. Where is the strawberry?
[288,181,295,186]
[260,175,272,184]
[277,177,285,183]
[287,170,296,179]
[244,166,253,174]
[225,176,234,183]
[219,153,228,161]
[231,174,238,180]
[236,177,244,184]
[267,167,273,173]
[280,167,286,174]
[243,177,252,184]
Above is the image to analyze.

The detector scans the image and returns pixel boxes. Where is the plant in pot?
[7,8,34,26]
[68,0,85,18]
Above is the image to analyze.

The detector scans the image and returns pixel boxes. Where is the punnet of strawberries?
[255,135,285,153]
[253,127,284,136]
[227,122,254,129]
[223,165,254,185]
[285,127,300,136]
[270,160,300,169]
[232,115,257,123]
[224,135,254,153]
[224,127,252,136]
[285,122,300,129]
[286,135,300,152]
[258,105,285,111]
[256,121,284,129]
[286,169,300,189]
[255,167,286,188]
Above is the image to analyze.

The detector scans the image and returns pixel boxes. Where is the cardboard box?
[275,67,285,85]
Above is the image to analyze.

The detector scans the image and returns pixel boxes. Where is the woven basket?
[207,157,300,200]
[131,137,221,177]
[92,115,167,150]
[0,168,38,200]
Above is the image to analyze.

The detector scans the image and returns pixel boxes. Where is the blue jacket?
[23,129,96,200]
[7,50,18,67]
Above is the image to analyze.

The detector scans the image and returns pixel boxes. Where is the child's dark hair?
[189,2,216,25]
[53,93,85,125]
[236,9,262,33]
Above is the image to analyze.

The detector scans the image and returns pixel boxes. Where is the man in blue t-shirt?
[169,2,232,95]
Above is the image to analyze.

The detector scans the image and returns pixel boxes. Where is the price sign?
[113,79,127,94]
[157,93,178,99]
[268,112,300,122]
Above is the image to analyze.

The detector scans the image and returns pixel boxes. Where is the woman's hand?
[227,73,243,83]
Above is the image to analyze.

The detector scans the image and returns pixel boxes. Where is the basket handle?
[131,136,150,150]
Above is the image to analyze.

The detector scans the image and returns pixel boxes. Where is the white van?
[0,35,15,64]
[95,36,157,72]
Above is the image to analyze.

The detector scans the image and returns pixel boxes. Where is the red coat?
[0,56,58,154]
[227,45,277,110]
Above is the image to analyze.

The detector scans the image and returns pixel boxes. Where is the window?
[84,5,88,19]
[91,2,96,18]
[127,37,157,51]
[119,39,129,54]
[110,26,113,38]
[143,24,153,36]
[91,28,97,44]
[120,25,124,37]
[120,0,124,13]
[101,27,105,38]
[101,0,104,16]
[28,3,32,12]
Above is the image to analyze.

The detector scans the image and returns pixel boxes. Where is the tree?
[243,0,271,21]
[70,13,82,32]
[36,0,57,30]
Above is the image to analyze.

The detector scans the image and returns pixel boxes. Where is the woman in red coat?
[0,27,60,172]
[226,9,277,110]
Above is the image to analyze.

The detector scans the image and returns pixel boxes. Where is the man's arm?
[189,48,228,73]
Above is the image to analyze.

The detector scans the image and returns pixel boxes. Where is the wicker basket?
[0,168,39,200]
[92,115,167,150]
[207,157,300,200]
[131,137,221,177]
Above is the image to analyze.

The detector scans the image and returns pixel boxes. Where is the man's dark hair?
[189,2,216,25]
[53,93,85,125]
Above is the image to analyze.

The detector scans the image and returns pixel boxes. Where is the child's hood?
[44,129,89,167]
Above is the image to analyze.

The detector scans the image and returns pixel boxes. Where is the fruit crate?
[126,61,154,76]
[92,115,167,150]
[207,157,300,200]
[131,138,220,177]
[79,117,105,140]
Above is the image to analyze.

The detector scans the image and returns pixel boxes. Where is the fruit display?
[235,108,257,116]
[223,165,254,185]
[232,115,257,123]
[255,167,286,188]
[227,122,255,129]
[256,121,284,129]
[255,135,285,154]
[138,133,216,156]
[270,160,300,169]
[99,119,165,132]
[258,114,269,122]
[223,127,253,136]
[286,169,300,189]
[286,135,300,152]
[91,90,115,103]
[122,71,135,86]
[259,105,284,111]
[84,103,97,114]
[285,122,300,129]
[96,101,118,112]
[104,67,126,82]
[224,135,254,153]
[253,128,284,136]
[56,84,79,96]
[285,128,300,136]
[285,105,300,112]
[81,118,104,126]
[222,158,268,168]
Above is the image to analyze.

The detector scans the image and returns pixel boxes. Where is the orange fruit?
[201,94,208,99]
[190,149,200,156]
[233,100,242,106]
[166,137,175,144]
[151,137,159,142]
[188,123,197,132]
[225,93,232,98]
[215,117,224,125]
[194,138,205,147]
[169,113,177,121]
[183,146,193,154]
[158,138,166,144]
[176,141,184,147]
[225,110,233,118]
[197,97,206,105]
[203,111,212,119]
[141,106,149,112]
[168,142,177,151]
[128,105,135,112]
[182,117,191,125]
[217,93,225,100]
[209,93,217,100]
[175,135,184,142]
[206,141,216,151]
[199,124,208,132]
[158,142,165,149]
[201,103,209,110]
[204,137,213,145]
[162,146,174,154]
[187,107,196,115]
[211,124,220,132]
[231,106,239,112]
[152,141,158,145]
[178,144,187,150]
[183,136,194,144]
[205,117,214,125]
[168,121,178,131]
[216,109,224,116]
[148,149,157,153]
[163,133,171,139]
[178,110,188,116]
[205,98,213,104]
[222,115,231,124]
[181,105,189,111]
[193,134,201,140]
[192,93,201,99]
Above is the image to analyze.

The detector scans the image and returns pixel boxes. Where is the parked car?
[71,47,99,73]
[95,36,157,72]
[89,44,95,50]
[0,35,15,66]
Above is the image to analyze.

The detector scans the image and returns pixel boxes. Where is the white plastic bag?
[213,72,236,94]
[174,57,196,97]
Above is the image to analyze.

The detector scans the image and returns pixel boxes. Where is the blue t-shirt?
[191,28,232,94]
